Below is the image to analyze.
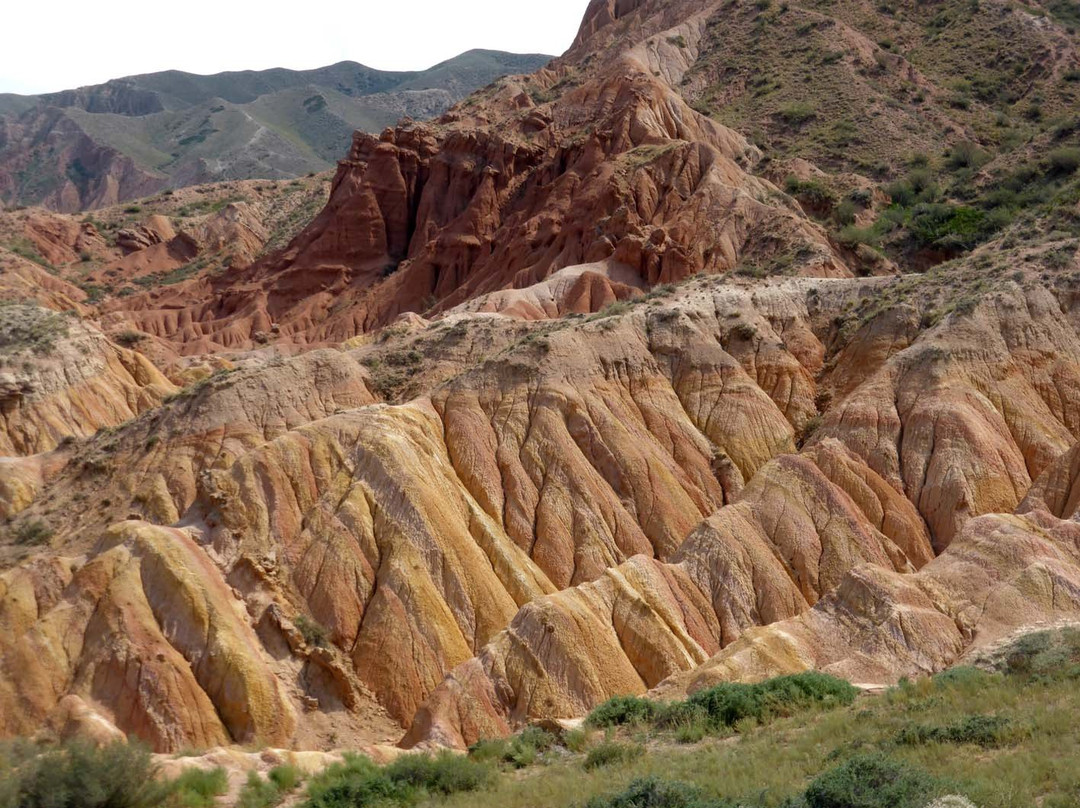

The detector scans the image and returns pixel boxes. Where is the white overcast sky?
[0,0,589,95]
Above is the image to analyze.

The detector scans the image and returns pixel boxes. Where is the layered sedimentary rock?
[657,506,1080,697]
[818,282,1080,552]
[8,257,1080,753]
[0,522,297,751]
[0,307,175,456]
[402,266,1080,747]
[403,437,932,747]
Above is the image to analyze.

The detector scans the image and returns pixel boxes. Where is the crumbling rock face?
[2,348,379,548]
[4,266,1080,753]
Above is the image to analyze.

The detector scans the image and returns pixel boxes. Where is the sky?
[0,0,590,95]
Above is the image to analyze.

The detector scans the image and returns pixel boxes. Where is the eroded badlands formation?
[3,0,1080,759]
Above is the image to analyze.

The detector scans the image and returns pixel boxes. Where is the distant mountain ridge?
[0,50,552,212]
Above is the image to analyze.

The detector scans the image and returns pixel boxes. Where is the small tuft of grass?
[11,519,53,547]
[294,615,329,648]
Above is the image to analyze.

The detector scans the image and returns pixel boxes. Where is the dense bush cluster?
[301,751,490,808]
[895,715,1011,748]
[586,672,859,735]
[237,764,304,808]
[0,740,163,808]
[468,726,558,769]
[0,741,227,808]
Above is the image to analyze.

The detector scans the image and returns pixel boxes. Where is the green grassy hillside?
[0,50,552,210]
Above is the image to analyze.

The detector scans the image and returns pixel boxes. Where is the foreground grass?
[419,633,1080,808]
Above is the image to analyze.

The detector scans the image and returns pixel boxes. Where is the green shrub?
[835,200,858,226]
[468,726,560,768]
[785,177,836,208]
[1048,148,1080,176]
[587,695,659,728]
[168,767,228,808]
[993,627,1080,678]
[0,305,70,355]
[835,226,879,248]
[302,755,403,808]
[655,701,708,730]
[302,752,488,808]
[506,727,558,768]
[907,204,993,250]
[584,741,641,771]
[12,520,53,547]
[114,330,147,348]
[777,102,817,125]
[238,771,281,808]
[800,415,824,446]
[0,740,166,808]
[931,666,994,688]
[885,170,938,207]
[562,729,590,754]
[895,715,1011,748]
[945,141,989,171]
[849,189,873,207]
[804,753,940,808]
[585,777,737,808]
[467,738,510,764]
[675,721,708,745]
[688,672,858,731]
[383,751,492,796]
[268,764,303,793]
[294,615,329,648]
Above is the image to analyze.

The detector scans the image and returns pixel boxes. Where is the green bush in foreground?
[168,767,228,808]
[237,764,304,808]
[302,751,490,808]
[586,673,857,738]
[804,753,940,808]
[687,672,859,731]
[469,726,559,768]
[238,771,282,808]
[585,777,738,808]
[385,750,491,796]
[0,739,165,808]
[994,627,1080,679]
